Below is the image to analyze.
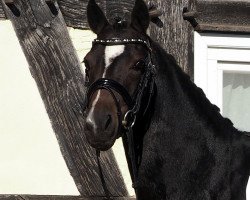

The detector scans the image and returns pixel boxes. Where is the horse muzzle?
[84,109,119,151]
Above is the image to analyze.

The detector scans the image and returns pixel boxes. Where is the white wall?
[0,21,134,196]
[0,20,79,195]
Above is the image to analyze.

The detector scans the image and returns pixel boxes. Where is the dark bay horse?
[83,0,250,199]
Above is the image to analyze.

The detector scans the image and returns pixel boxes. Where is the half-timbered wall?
[0,20,79,195]
[1,0,250,199]
[0,22,134,196]
[0,0,131,198]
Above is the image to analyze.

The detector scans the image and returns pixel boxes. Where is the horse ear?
[131,0,150,32]
[87,0,109,34]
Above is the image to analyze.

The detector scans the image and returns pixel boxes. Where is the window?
[194,32,250,132]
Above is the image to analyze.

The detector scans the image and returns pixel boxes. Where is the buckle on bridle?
[122,110,137,129]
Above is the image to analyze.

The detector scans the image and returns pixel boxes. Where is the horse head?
[84,0,153,151]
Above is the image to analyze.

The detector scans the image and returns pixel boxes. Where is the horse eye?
[132,60,145,71]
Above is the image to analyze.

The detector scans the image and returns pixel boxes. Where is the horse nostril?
[105,114,112,130]
[86,118,95,132]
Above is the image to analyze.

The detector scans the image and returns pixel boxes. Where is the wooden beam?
[56,0,106,30]
[1,0,128,197]
[3,0,15,3]
[59,0,136,29]
[1,0,135,29]
[105,0,134,24]
[184,0,250,33]
[0,0,57,20]
[0,196,136,200]
[0,1,6,18]
[3,0,51,2]
[2,0,250,32]
[59,0,134,30]
[0,0,92,29]
[57,0,89,29]
[147,0,195,77]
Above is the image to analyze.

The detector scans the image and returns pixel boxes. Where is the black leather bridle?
[87,38,155,131]
[85,38,156,198]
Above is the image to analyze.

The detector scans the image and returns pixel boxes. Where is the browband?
[93,38,152,51]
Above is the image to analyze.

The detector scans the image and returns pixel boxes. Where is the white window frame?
[194,32,250,111]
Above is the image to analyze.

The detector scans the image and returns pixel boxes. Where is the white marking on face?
[86,90,100,133]
[86,45,125,132]
[104,45,125,69]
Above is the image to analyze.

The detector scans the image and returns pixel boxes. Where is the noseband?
[85,38,156,198]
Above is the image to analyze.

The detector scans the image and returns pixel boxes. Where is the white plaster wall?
[0,21,134,196]
[0,21,79,195]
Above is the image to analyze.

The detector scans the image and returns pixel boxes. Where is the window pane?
[223,72,250,132]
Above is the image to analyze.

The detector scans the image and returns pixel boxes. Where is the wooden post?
[106,0,134,24]
[57,0,88,29]
[57,0,105,30]
[1,0,122,28]
[1,0,127,197]
[147,0,195,78]
[184,0,250,33]
[0,0,6,18]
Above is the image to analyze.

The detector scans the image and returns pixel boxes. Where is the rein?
[86,38,156,198]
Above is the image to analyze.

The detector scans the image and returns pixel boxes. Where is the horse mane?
[150,39,239,135]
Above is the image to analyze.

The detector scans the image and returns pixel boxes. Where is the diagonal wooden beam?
[0,1,6,18]
[1,0,128,197]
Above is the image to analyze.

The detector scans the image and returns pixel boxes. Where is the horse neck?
[148,41,236,135]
